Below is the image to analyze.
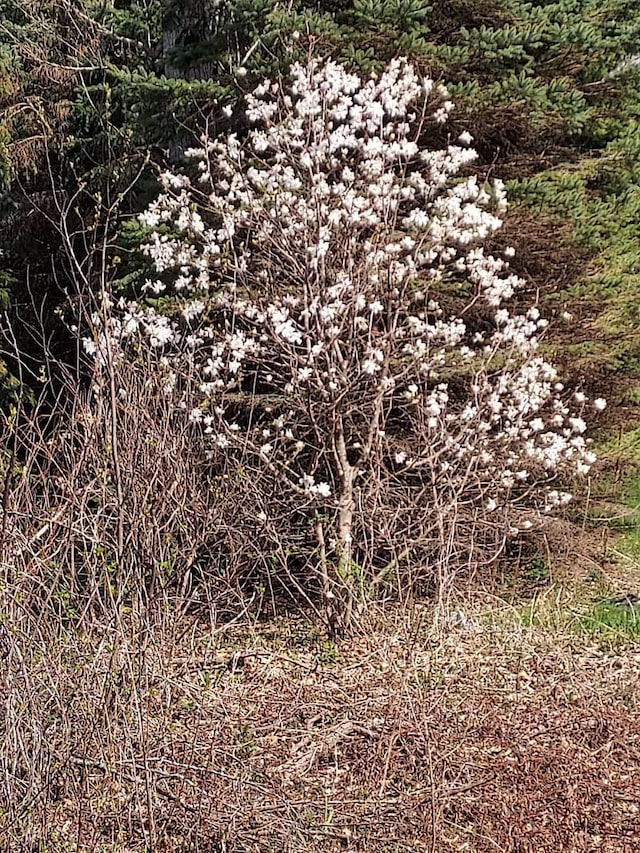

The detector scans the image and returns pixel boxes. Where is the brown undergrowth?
[2,583,640,853]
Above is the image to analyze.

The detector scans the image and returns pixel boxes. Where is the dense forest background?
[3,0,640,402]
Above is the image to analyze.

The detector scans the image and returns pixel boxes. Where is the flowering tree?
[87,57,602,629]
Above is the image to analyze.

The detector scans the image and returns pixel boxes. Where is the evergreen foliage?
[1,0,640,416]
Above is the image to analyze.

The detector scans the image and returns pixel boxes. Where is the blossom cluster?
[88,57,602,534]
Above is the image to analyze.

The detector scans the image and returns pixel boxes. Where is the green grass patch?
[585,427,640,558]
[614,464,640,557]
[574,600,640,641]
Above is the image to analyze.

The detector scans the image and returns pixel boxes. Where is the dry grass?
[2,578,640,853]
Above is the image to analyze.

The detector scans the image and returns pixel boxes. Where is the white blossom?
[84,56,602,583]
[312,482,331,497]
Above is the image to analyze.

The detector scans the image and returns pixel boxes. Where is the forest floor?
[4,523,640,853]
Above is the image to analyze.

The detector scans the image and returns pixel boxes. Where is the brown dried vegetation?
[1,595,639,852]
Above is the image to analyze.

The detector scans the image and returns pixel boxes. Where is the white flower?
[593,398,607,411]
[148,323,173,348]
[182,300,205,322]
[361,359,380,375]
[312,482,331,498]
[276,320,302,345]
[569,417,587,434]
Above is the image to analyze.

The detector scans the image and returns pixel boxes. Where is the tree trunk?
[330,421,360,633]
